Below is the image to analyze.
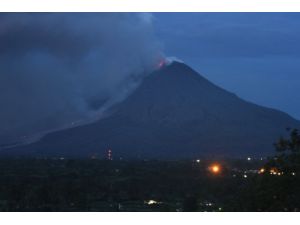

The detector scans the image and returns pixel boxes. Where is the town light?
[270,167,279,175]
[209,163,221,174]
[145,200,160,205]
[259,168,265,174]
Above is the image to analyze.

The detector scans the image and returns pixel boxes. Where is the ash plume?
[0,13,163,144]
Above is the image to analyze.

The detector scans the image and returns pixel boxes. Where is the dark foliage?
[0,129,299,212]
[0,155,297,212]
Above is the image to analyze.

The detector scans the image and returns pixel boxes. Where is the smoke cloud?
[0,13,163,144]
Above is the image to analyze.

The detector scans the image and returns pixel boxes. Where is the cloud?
[0,13,163,143]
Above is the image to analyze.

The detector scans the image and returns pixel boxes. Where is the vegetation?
[0,129,299,212]
[230,128,300,211]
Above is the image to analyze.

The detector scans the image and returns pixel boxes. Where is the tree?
[233,129,300,211]
[275,129,300,153]
[270,128,300,173]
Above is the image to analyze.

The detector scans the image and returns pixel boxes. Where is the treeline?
[0,129,299,212]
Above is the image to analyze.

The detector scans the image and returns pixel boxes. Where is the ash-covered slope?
[2,62,300,158]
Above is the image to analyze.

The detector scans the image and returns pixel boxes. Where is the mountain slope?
[2,62,300,158]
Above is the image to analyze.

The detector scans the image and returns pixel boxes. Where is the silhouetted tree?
[270,128,300,173]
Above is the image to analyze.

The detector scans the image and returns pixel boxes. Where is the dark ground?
[0,157,299,212]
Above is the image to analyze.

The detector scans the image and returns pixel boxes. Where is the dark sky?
[0,13,299,141]
[154,13,300,120]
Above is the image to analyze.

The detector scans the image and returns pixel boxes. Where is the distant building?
[107,149,113,160]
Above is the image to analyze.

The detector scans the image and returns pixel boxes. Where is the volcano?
[2,62,300,158]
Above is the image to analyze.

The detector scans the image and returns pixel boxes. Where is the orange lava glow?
[158,59,166,68]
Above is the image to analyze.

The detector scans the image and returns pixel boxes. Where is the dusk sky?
[2,1,300,215]
[154,13,300,119]
[1,13,300,140]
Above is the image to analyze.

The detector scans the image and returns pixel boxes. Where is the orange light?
[270,167,279,175]
[209,164,221,174]
[212,165,219,172]
[259,168,265,174]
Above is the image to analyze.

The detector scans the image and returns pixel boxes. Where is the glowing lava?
[158,59,166,68]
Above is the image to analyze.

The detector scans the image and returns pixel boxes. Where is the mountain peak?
[147,61,210,88]
[2,62,300,159]
[157,61,202,79]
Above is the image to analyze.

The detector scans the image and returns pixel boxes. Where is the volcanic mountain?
[2,62,300,158]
